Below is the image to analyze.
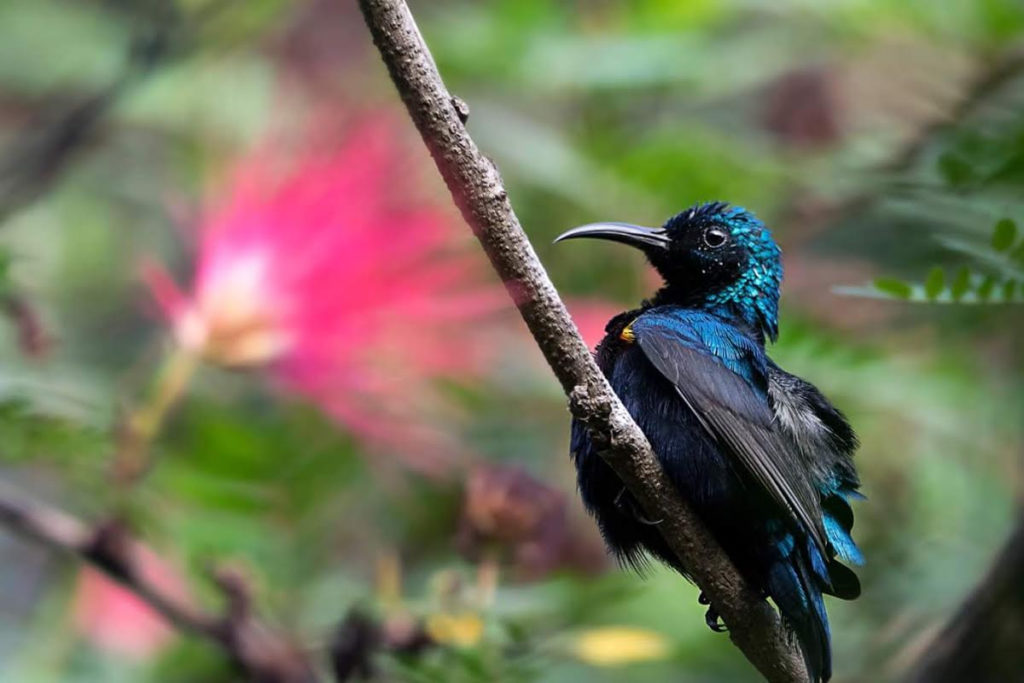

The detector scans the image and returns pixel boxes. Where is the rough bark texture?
[906,514,1024,683]
[355,1,809,681]
[0,482,317,683]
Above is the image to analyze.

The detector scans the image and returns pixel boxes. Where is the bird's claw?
[698,594,727,632]
[704,606,727,632]
[613,487,664,526]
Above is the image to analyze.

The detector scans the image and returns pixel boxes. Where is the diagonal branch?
[905,513,1024,682]
[0,0,234,227]
[355,1,808,681]
[0,482,317,683]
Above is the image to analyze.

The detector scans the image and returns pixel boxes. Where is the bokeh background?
[0,1,1022,681]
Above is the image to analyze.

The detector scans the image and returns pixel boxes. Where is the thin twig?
[0,482,318,683]
[785,47,1024,241]
[882,47,1024,175]
[904,513,1024,682]
[0,0,235,226]
[355,2,809,680]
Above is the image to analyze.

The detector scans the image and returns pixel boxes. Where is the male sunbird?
[556,203,862,682]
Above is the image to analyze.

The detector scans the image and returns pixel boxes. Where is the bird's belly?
[573,344,766,574]
[610,345,741,508]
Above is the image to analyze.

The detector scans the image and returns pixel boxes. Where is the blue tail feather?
[766,533,833,682]
[820,486,864,568]
[824,513,864,566]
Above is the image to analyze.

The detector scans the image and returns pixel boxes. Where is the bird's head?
[555,202,782,341]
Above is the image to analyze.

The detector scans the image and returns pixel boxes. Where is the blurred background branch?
[794,45,1024,239]
[905,513,1024,682]
[0,481,318,683]
[0,0,231,226]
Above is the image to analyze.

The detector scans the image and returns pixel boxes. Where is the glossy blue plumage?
[701,205,783,341]
[630,309,768,389]
[564,203,862,682]
[825,512,864,566]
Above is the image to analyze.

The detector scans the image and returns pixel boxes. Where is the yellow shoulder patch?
[620,321,636,343]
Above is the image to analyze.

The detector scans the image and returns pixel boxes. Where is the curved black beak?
[553,222,669,251]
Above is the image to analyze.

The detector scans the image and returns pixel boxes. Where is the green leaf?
[937,153,974,187]
[992,218,1018,251]
[950,266,971,301]
[873,277,913,299]
[976,275,997,301]
[1011,243,1024,264]
[0,398,106,467]
[924,267,945,300]
[1002,279,1018,301]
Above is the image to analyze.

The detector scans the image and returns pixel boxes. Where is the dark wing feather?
[632,313,829,559]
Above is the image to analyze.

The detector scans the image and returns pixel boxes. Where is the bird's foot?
[705,607,727,632]
[613,487,664,526]
[698,593,727,632]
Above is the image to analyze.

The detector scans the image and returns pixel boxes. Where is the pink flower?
[70,550,187,659]
[146,116,503,470]
[567,298,624,350]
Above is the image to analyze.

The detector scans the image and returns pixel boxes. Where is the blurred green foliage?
[848,216,1024,302]
[0,1,1022,682]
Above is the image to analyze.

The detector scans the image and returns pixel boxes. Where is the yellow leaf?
[425,612,485,648]
[571,626,671,667]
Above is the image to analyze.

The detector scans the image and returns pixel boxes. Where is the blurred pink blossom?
[145,117,504,471]
[567,299,623,350]
[71,550,186,659]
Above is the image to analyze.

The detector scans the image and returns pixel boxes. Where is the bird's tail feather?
[766,535,832,682]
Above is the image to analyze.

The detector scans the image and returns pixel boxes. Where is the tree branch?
[784,47,1024,241]
[905,513,1024,682]
[0,0,232,226]
[0,482,317,683]
[355,2,808,680]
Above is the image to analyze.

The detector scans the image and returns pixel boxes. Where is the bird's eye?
[703,228,729,249]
